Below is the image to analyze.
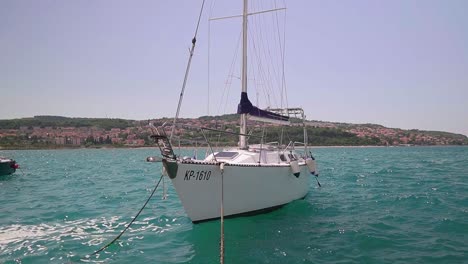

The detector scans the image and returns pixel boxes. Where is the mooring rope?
[85,174,164,258]
[219,163,225,264]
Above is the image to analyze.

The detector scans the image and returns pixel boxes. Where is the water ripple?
[0,147,467,263]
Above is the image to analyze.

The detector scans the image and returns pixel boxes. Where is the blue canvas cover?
[237,92,289,124]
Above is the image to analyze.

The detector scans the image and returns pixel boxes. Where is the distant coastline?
[1,115,467,150]
[2,145,467,152]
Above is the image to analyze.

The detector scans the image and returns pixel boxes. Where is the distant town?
[0,115,466,149]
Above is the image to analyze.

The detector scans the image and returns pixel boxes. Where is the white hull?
[151,0,318,223]
[167,161,309,222]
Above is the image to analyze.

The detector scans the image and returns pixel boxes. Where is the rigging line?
[268,2,285,109]
[170,0,207,141]
[194,0,206,37]
[256,11,277,108]
[274,0,285,109]
[218,30,242,115]
[268,0,288,110]
[209,0,217,16]
[251,2,271,107]
[282,5,289,110]
[254,3,280,108]
[249,1,265,97]
[207,0,217,116]
[224,33,241,114]
[246,26,257,104]
[252,0,273,106]
[249,36,261,108]
[272,2,285,94]
[200,129,218,162]
[249,10,269,108]
[265,4,283,109]
[208,18,211,116]
[252,53,264,108]
[87,174,164,258]
[259,0,278,101]
[252,7,271,109]
[258,0,284,110]
[249,20,269,109]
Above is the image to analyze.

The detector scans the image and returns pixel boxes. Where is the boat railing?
[151,123,257,161]
[150,125,213,160]
[283,141,294,151]
[292,141,310,158]
[293,141,305,148]
[249,141,279,151]
[151,121,311,160]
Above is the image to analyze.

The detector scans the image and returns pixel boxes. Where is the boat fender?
[290,160,300,178]
[306,158,317,176]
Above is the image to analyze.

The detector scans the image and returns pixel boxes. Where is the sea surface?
[0,146,467,263]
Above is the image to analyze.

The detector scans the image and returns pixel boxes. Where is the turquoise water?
[0,146,467,263]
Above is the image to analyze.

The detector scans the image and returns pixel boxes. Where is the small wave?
[0,215,174,257]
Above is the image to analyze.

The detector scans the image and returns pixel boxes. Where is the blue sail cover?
[237,92,290,125]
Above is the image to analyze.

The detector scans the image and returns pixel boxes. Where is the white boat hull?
[166,160,310,222]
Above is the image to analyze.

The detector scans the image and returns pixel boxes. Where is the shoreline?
[1,144,466,151]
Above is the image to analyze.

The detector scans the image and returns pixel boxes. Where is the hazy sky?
[1,0,467,135]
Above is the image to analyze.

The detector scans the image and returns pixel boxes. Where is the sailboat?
[153,0,318,223]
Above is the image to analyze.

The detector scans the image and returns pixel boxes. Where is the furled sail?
[237,92,290,125]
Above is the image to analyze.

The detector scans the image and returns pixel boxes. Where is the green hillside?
[0,114,466,149]
[0,116,135,130]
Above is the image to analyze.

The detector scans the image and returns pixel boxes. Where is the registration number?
[184,170,212,181]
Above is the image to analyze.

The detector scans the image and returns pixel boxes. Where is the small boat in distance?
[0,157,19,176]
[146,156,162,162]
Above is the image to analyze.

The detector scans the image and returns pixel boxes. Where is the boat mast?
[239,0,248,149]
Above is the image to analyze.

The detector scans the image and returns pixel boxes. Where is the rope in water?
[86,174,164,258]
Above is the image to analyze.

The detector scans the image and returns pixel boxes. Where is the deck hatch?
[214,152,239,159]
